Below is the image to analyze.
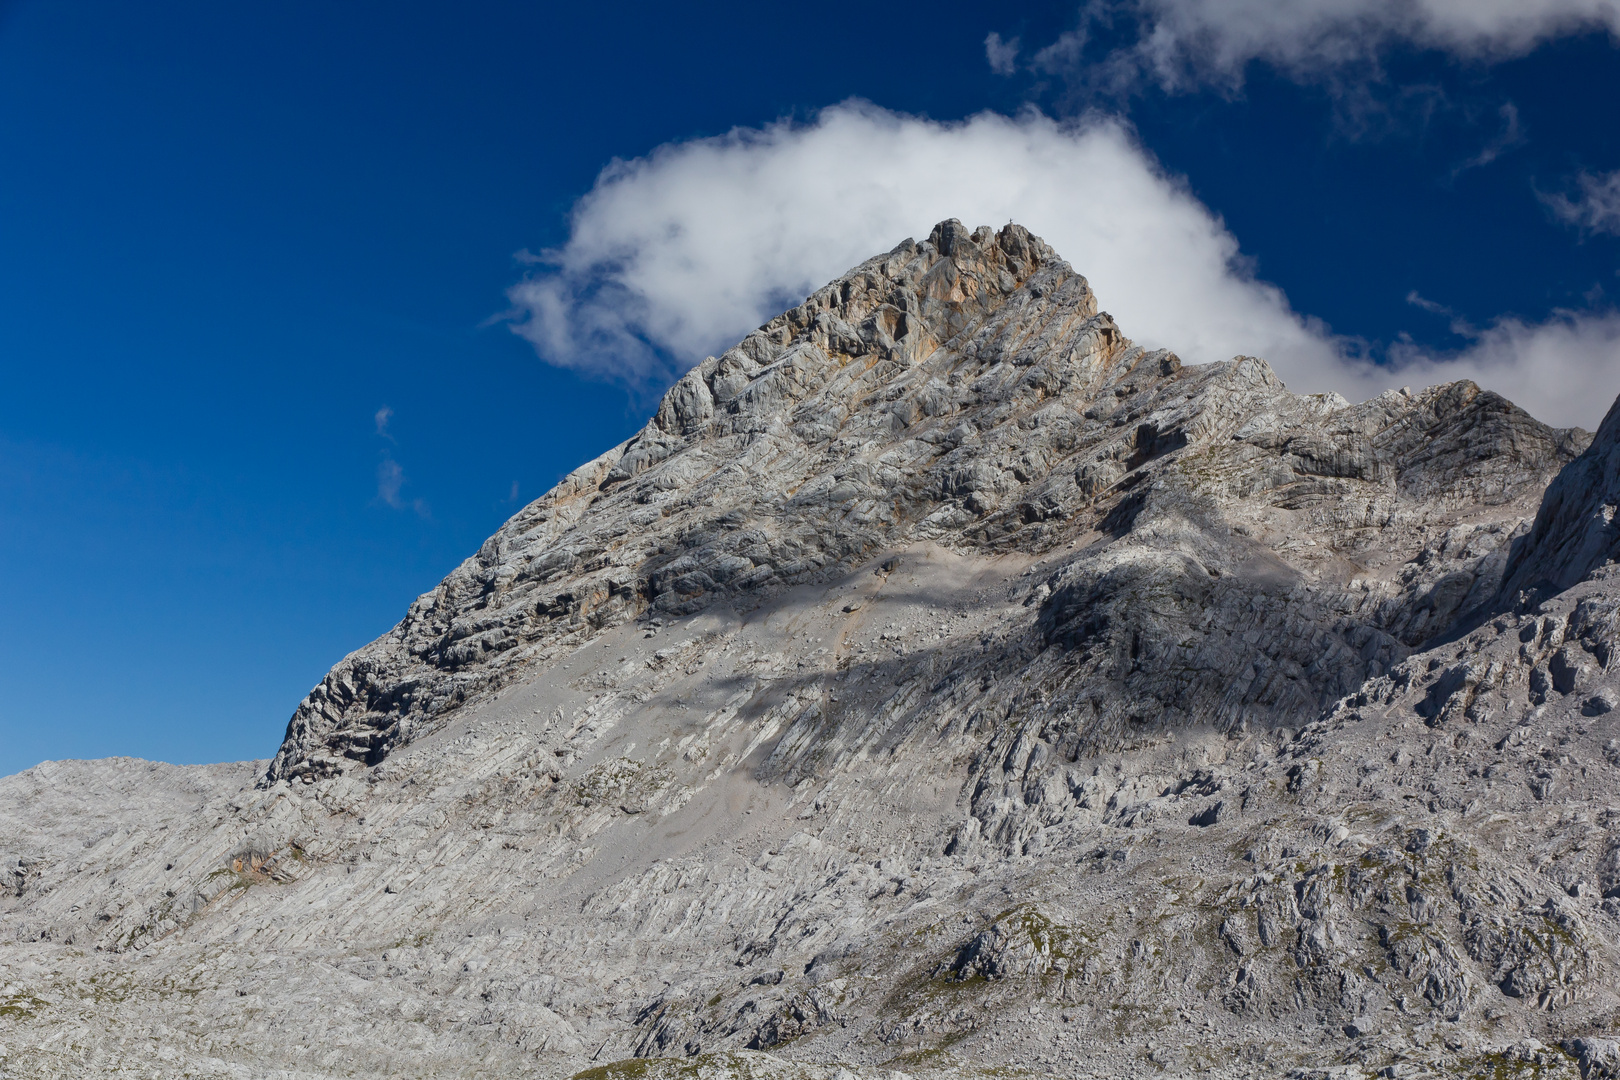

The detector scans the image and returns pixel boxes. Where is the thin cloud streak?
[375,455,429,517]
[1406,290,1478,337]
[1034,0,1620,92]
[507,102,1619,430]
[376,456,405,507]
[373,412,428,517]
[1451,102,1525,177]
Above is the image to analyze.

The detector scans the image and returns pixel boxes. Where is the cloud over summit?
[507,102,1618,430]
[507,104,1338,387]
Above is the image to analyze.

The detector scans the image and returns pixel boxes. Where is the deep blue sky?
[1,1,1616,775]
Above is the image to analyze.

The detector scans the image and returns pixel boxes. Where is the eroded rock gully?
[5,221,1620,1080]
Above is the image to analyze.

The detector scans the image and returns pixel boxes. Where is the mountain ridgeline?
[269,219,1584,785]
[6,221,1620,1080]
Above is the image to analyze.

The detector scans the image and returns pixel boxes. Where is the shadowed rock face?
[11,222,1620,1080]
[1500,393,1620,601]
[266,220,1585,786]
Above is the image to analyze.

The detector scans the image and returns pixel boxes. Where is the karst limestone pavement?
[6,220,1620,1079]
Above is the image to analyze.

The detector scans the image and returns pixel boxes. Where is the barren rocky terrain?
[5,221,1620,1079]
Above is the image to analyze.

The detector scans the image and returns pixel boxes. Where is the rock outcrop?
[267,220,1584,785]
[1501,393,1620,601]
[4,221,1620,1080]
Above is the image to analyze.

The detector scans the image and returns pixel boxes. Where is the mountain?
[4,221,1619,1080]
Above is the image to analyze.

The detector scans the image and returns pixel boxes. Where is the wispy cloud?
[1543,169,1620,237]
[1451,102,1525,176]
[985,32,1021,76]
[371,410,427,517]
[375,455,429,517]
[1406,289,1477,336]
[376,456,405,506]
[505,100,1620,429]
[1038,0,1620,93]
[1405,290,1451,317]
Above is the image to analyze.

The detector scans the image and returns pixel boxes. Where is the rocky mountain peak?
[8,221,1620,1080]
[265,221,1586,786]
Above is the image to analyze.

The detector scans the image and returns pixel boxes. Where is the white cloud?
[1081,0,1620,89]
[1544,169,1620,236]
[376,455,428,517]
[374,405,394,437]
[985,32,1021,76]
[507,103,1341,387]
[506,102,1620,430]
[1389,310,1620,430]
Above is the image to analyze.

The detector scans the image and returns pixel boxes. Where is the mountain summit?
[271,219,1581,784]
[6,222,1620,1080]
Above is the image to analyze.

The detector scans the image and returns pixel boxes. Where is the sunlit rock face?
[266,218,1583,785]
[5,221,1620,1080]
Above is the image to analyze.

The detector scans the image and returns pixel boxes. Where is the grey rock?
[1500,394,1619,599]
[267,220,1582,787]
[1568,1035,1620,1079]
[4,220,1620,1080]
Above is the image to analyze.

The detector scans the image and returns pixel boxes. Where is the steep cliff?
[1501,392,1620,601]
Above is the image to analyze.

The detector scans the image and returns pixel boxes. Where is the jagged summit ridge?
[266,220,1116,782]
[267,219,1585,785]
[6,221,1620,1080]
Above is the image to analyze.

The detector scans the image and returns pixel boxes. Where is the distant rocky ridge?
[5,221,1620,1080]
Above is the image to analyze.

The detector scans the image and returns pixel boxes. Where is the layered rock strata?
[268,220,1584,784]
[3,222,1619,1080]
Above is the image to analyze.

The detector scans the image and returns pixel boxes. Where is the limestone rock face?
[5,221,1620,1080]
[1501,393,1620,600]
[265,220,1584,785]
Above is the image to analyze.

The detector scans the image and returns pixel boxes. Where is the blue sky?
[1,0,1617,776]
